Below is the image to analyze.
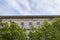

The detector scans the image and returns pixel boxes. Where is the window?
[29,22,32,28]
[21,22,24,28]
[37,22,40,27]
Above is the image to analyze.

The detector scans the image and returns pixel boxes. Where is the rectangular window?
[37,22,40,27]
[29,22,32,28]
[21,22,24,28]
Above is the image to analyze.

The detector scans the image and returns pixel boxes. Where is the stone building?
[0,15,60,29]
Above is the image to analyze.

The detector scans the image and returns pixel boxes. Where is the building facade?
[0,15,60,29]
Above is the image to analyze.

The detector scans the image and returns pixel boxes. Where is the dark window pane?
[37,22,40,27]
[21,22,24,28]
[29,22,32,28]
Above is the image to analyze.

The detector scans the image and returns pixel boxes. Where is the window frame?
[36,22,40,27]
[21,22,24,28]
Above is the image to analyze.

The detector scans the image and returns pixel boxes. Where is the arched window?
[21,22,24,28]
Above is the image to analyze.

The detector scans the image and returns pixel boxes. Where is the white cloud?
[6,0,32,15]
[0,0,60,15]
[31,0,60,15]
[17,0,31,10]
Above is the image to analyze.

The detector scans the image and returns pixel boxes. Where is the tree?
[0,19,28,40]
[29,26,37,40]
[0,17,60,40]
[52,18,60,40]
[41,21,56,40]
[9,20,28,40]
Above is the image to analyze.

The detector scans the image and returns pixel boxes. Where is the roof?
[0,15,60,19]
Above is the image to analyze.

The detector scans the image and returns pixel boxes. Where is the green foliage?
[52,18,60,40]
[29,26,37,40]
[0,19,28,40]
[29,18,60,40]
[0,17,60,40]
[0,17,2,22]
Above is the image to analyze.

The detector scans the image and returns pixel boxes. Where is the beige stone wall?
[2,18,51,29]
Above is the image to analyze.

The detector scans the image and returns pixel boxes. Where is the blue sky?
[0,0,60,16]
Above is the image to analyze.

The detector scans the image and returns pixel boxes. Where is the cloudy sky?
[0,0,60,16]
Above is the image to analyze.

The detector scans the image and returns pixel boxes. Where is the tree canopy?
[0,18,60,40]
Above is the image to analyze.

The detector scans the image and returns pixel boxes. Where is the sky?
[0,0,60,16]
